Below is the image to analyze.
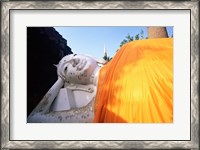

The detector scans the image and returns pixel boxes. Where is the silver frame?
[1,1,199,149]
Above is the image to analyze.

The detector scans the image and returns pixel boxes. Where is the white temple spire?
[103,44,107,59]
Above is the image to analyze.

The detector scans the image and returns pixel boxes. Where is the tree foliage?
[104,29,147,62]
[117,29,147,52]
[103,55,112,62]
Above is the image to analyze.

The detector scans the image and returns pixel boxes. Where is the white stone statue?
[27,54,106,123]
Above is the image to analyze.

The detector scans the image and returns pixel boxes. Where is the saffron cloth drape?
[94,38,173,123]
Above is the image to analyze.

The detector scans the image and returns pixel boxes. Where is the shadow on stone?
[27,27,73,116]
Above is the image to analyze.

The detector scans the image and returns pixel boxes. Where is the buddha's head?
[57,54,102,85]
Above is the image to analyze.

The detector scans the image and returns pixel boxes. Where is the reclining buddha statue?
[28,27,173,123]
[28,54,104,123]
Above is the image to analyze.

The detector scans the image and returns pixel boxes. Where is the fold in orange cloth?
[94,38,173,123]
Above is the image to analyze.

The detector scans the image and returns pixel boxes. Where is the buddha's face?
[57,54,98,84]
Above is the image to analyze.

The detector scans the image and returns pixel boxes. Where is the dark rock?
[27,27,72,116]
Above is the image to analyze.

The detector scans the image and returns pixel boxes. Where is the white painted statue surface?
[27,54,106,123]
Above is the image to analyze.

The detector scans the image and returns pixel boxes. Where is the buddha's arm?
[27,77,94,123]
[27,78,64,122]
[28,99,94,123]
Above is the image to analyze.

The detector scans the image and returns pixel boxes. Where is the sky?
[54,27,173,59]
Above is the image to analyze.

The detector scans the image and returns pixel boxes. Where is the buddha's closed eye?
[72,58,80,67]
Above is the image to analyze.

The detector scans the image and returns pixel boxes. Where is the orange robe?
[94,38,173,123]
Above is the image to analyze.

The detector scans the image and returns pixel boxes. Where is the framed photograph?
[1,0,199,149]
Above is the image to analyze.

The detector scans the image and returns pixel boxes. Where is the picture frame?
[1,0,199,149]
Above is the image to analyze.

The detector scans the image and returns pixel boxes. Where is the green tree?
[103,55,112,62]
[140,29,144,39]
[117,29,147,52]
[119,33,134,47]
[135,34,139,40]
